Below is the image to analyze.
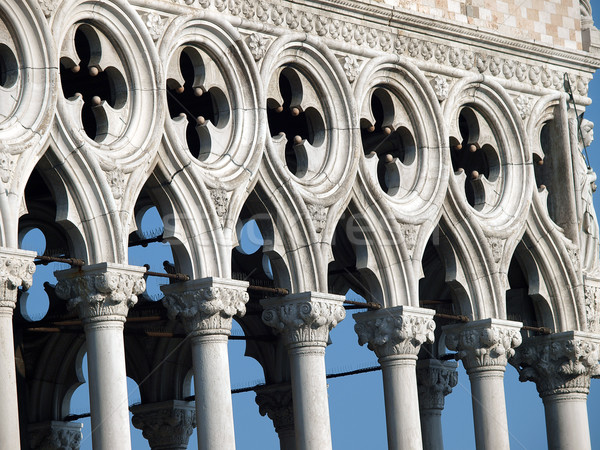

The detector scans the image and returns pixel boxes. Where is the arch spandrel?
[0,1,57,247]
[47,0,163,264]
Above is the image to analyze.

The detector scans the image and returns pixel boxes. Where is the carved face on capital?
[582,118,594,149]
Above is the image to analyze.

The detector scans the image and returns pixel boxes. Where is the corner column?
[55,263,146,450]
[510,331,600,450]
[416,359,458,450]
[131,400,196,450]
[444,319,522,450]
[0,248,35,449]
[261,292,345,450]
[354,306,435,450]
[255,384,295,450]
[162,277,249,450]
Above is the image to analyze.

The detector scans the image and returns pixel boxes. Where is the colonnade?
[1,248,597,449]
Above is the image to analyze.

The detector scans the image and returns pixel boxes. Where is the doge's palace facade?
[2,0,600,449]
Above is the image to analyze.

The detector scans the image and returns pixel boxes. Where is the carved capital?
[416,359,458,410]
[255,384,294,434]
[444,319,522,373]
[131,401,196,450]
[55,263,146,323]
[0,248,36,309]
[162,277,249,336]
[510,331,600,398]
[353,306,436,359]
[29,421,83,450]
[261,292,345,348]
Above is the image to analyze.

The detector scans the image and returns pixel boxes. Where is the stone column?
[510,331,600,450]
[0,248,35,450]
[354,305,435,450]
[255,384,295,450]
[261,292,345,450]
[131,400,196,450]
[29,421,83,450]
[444,319,522,450]
[416,359,458,450]
[55,263,147,450]
[162,277,249,450]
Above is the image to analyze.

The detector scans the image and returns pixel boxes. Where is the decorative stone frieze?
[162,277,249,336]
[444,319,522,372]
[255,384,294,433]
[29,421,82,450]
[131,400,196,450]
[354,306,436,359]
[0,248,36,309]
[416,359,458,411]
[54,263,146,323]
[510,331,600,398]
[261,292,346,348]
[584,282,600,333]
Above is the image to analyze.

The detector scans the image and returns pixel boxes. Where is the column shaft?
[192,334,235,450]
[0,308,20,449]
[468,370,509,450]
[380,356,422,450]
[85,320,131,450]
[543,393,591,450]
[288,346,331,450]
[420,410,443,450]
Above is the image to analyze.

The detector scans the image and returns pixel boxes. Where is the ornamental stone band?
[161,277,249,336]
[54,263,146,323]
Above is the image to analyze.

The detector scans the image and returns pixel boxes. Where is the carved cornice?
[444,319,522,373]
[416,359,458,411]
[510,331,600,398]
[261,292,346,348]
[161,277,249,336]
[0,248,36,309]
[134,0,598,94]
[131,401,196,450]
[29,421,83,450]
[354,306,436,359]
[54,263,146,323]
[254,384,294,433]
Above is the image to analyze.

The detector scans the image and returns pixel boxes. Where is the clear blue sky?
[20,9,600,448]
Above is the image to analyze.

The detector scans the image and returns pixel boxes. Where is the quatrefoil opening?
[267,67,326,178]
[450,106,500,210]
[60,25,128,142]
[166,46,231,162]
[0,44,17,89]
[360,87,417,196]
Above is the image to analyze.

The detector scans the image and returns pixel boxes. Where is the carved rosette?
[255,384,294,434]
[162,277,249,336]
[54,263,146,323]
[444,319,523,373]
[261,292,346,348]
[131,401,196,450]
[510,332,600,398]
[353,306,436,359]
[416,359,458,410]
[0,248,36,309]
[29,421,83,450]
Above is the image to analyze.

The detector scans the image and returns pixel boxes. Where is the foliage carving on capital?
[444,321,522,371]
[0,251,36,308]
[131,402,196,449]
[163,284,249,335]
[510,334,600,397]
[417,361,458,410]
[29,422,82,450]
[354,309,435,358]
[262,296,346,347]
[55,268,145,322]
[255,384,294,433]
